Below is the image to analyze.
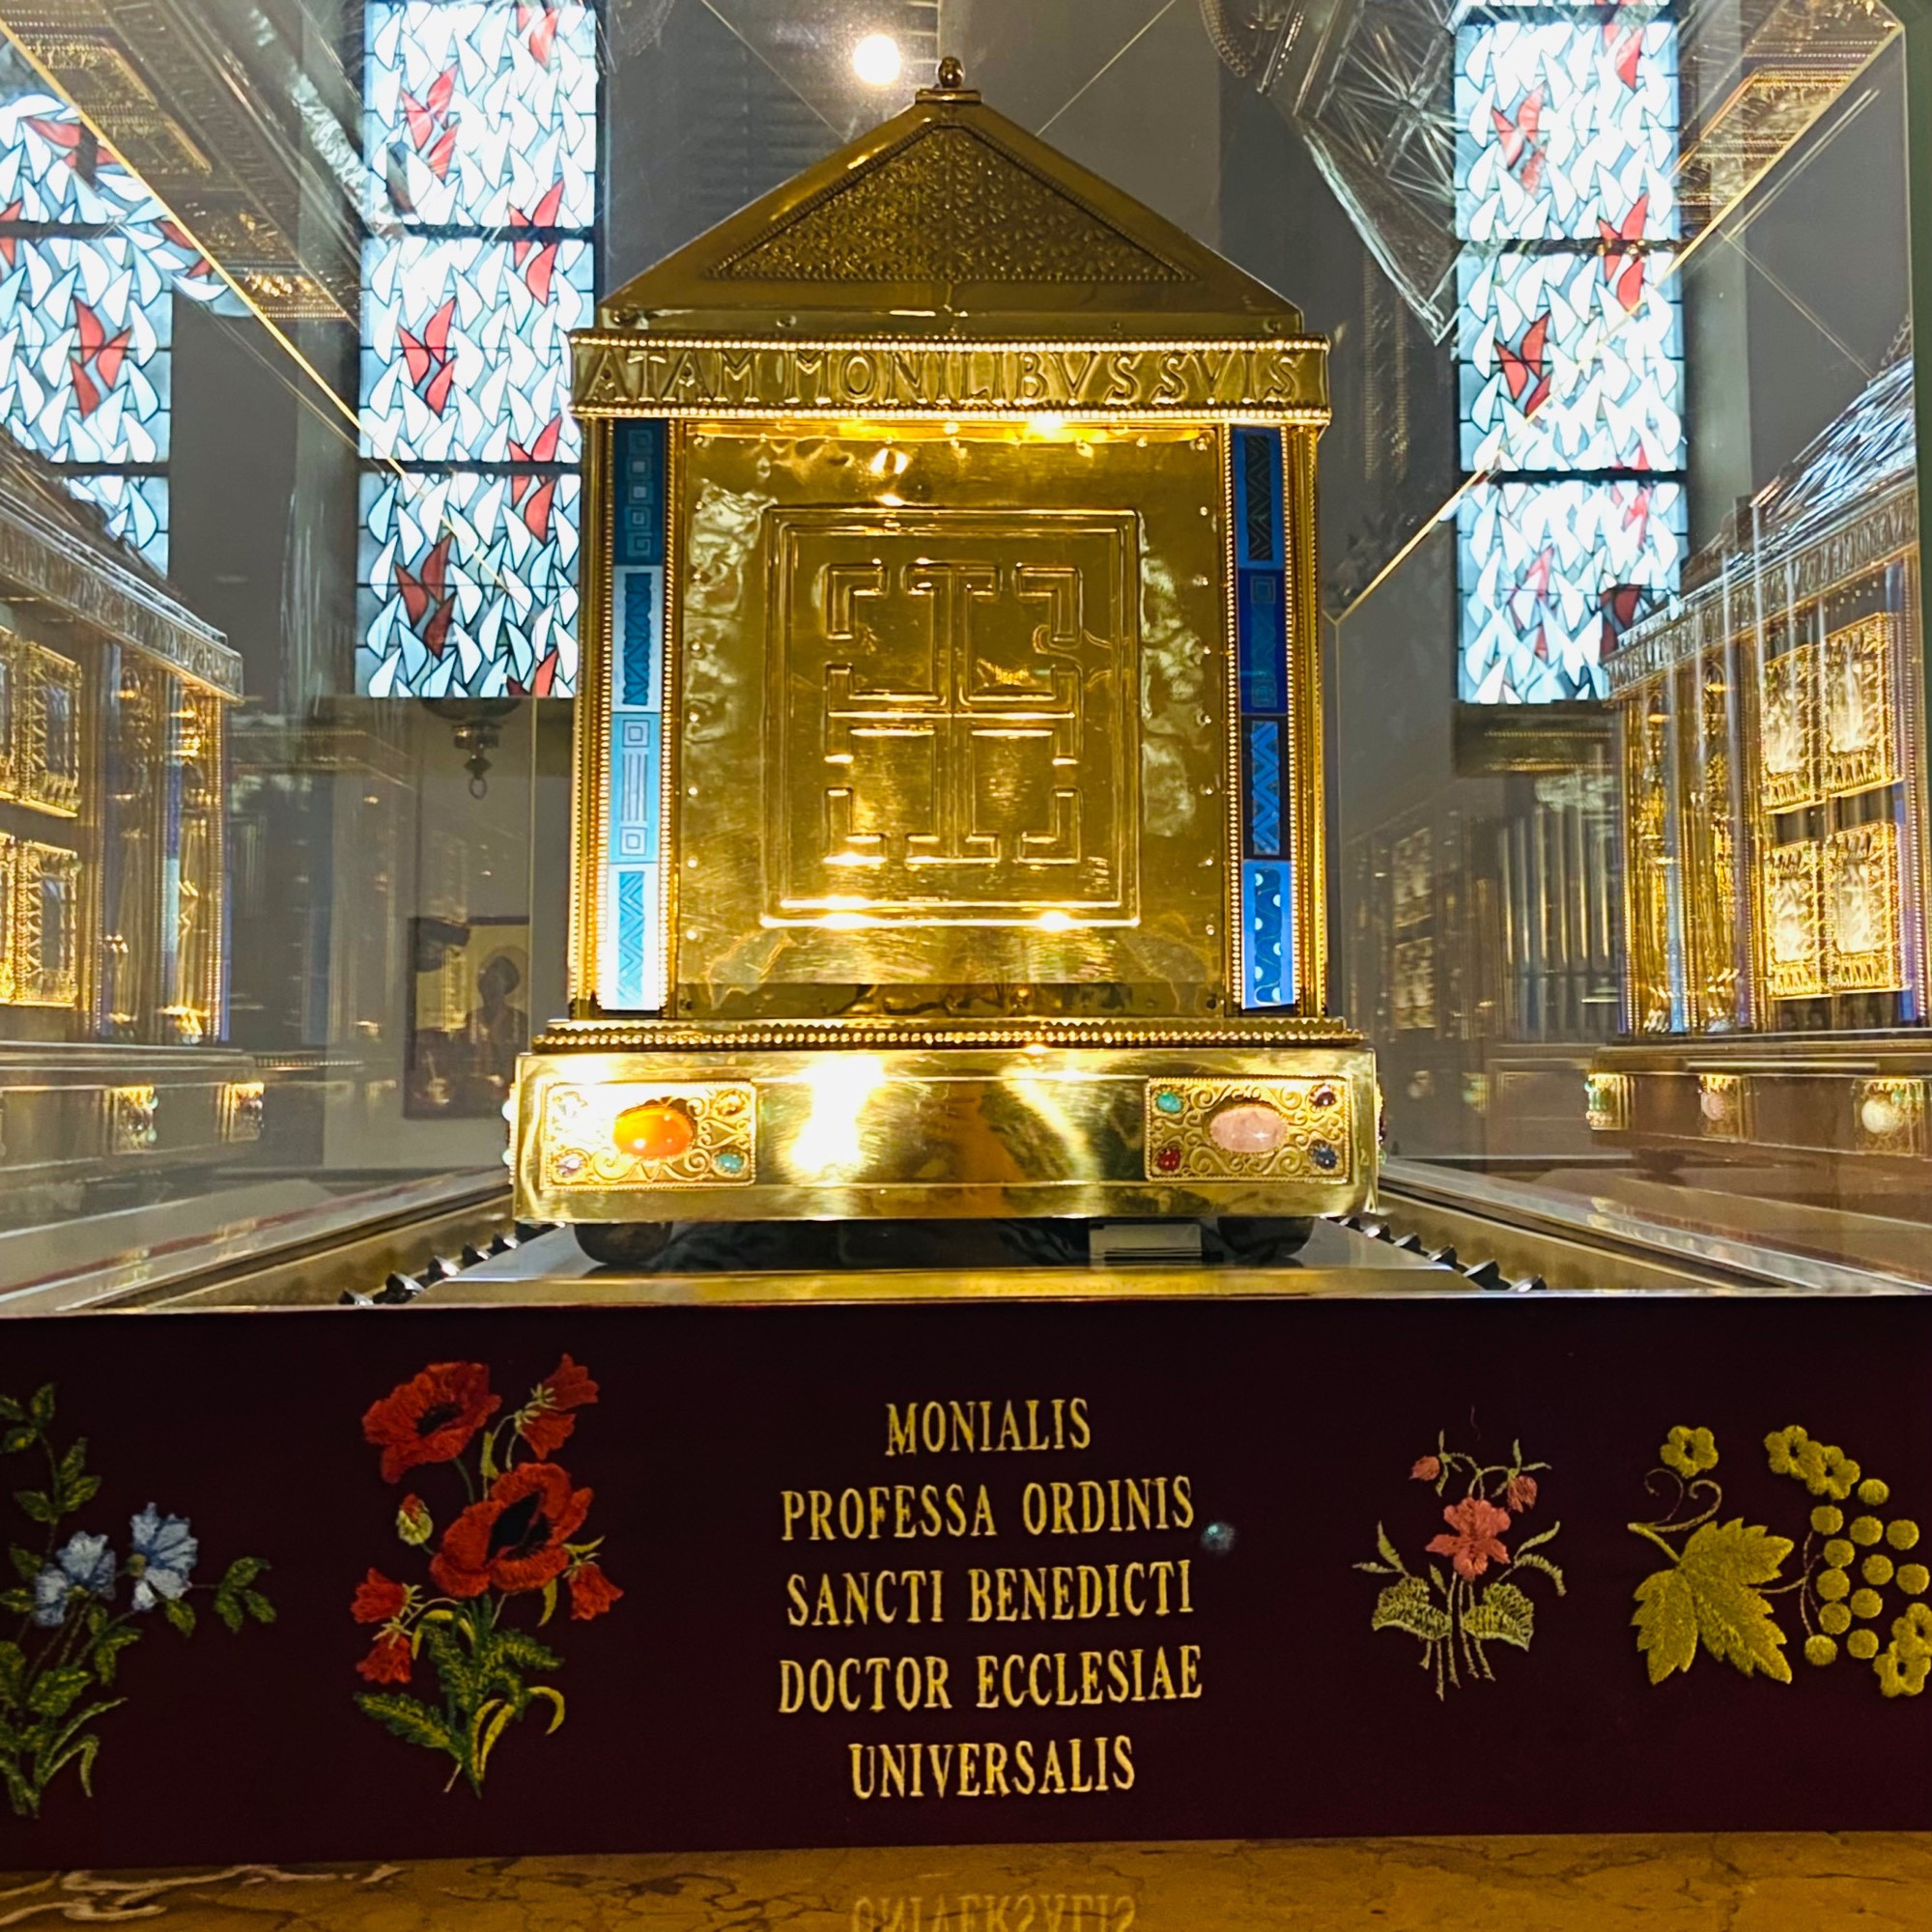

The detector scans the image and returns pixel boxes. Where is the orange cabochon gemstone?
[611,1101,696,1161]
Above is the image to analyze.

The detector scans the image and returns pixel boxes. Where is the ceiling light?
[852,33,901,87]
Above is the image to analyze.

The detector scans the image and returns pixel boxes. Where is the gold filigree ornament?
[1758,642,1819,811]
[542,1081,755,1189]
[1630,1423,1925,1696]
[1762,839,1825,1000]
[1143,1076,1351,1183]
[1825,821,1903,993]
[1585,1071,1633,1134]
[1820,614,1897,798]
[1853,1077,1925,1155]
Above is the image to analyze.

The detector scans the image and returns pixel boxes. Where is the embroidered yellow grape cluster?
[1767,1429,1927,1694]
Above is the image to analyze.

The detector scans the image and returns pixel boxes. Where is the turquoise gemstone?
[715,1151,746,1175]
[1154,1090,1183,1116]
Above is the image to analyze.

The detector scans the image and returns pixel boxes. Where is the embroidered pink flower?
[1506,1472,1539,1513]
[1409,1456,1441,1482]
[1427,1495,1512,1579]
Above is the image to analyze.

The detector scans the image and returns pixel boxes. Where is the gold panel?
[541,1080,756,1191]
[1585,1071,1633,1133]
[1624,698,1674,1032]
[1391,827,1431,930]
[1825,820,1903,993]
[515,1041,1378,1224]
[1763,839,1824,1000]
[104,1085,158,1155]
[1819,613,1897,798]
[1696,1072,1752,1142]
[1759,643,1818,812]
[0,639,83,818]
[9,839,80,1008]
[767,508,1137,927]
[1392,937,1435,1032]
[674,419,1226,1018]
[1142,1076,1352,1184]
[1687,649,1742,1030]
[221,1081,266,1144]
[1854,1076,1925,1155]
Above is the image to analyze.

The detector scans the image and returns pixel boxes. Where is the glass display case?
[3,0,1932,1895]
[0,0,1907,1293]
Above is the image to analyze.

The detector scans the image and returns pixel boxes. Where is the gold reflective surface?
[515,1039,1376,1223]
[674,419,1229,1020]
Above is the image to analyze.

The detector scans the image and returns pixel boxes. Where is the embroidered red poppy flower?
[1506,1472,1539,1513]
[1427,1495,1512,1580]
[356,1629,412,1685]
[351,1568,409,1624]
[430,1462,591,1599]
[362,1362,500,1483]
[1409,1456,1441,1482]
[567,1560,623,1621]
[517,1354,599,1460]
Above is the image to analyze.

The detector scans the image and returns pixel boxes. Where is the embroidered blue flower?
[32,1530,116,1627]
[127,1504,197,1612]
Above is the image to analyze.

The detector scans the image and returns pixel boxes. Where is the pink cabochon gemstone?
[1208,1102,1290,1152]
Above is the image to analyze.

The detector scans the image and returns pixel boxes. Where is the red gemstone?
[1154,1145,1182,1174]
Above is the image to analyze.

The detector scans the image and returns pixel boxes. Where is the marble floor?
[4,1836,1930,1930]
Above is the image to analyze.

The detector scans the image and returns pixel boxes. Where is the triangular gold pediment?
[597,76,1305,336]
[711,123,1185,286]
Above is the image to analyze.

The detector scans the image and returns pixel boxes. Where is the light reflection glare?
[790,1055,888,1177]
[852,33,902,87]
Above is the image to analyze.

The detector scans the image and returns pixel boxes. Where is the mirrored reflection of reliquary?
[1595,353,1932,1165]
[512,68,1377,1240]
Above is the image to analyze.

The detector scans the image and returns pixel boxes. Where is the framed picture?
[405,915,531,1119]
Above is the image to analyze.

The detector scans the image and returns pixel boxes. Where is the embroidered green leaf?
[13,1491,55,1525]
[1634,1518,1793,1686]
[1376,1522,1406,1573]
[0,1641,23,1709]
[27,1667,92,1719]
[91,1626,142,1687]
[490,1628,563,1673]
[1464,1580,1535,1651]
[355,1690,458,1756]
[0,1394,23,1423]
[1512,1550,1566,1593]
[1371,1575,1452,1644]
[1515,1523,1561,1557]
[27,1385,53,1429]
[7,1546,36,1585]
[0,1589,32,1617]
[242,1589,276,1626]
[0,1428,32,1458]
[162,1597,196,1637]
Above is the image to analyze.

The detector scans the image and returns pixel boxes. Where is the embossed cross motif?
[820,558,1087,868]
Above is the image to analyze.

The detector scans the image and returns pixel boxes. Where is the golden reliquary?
[512,62,1377,1262]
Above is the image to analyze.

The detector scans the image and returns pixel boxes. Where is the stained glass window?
[1455,6,1684,703]
[357,467,582,696]
[0,61,225,574]
[358,0,597,697]
[1460,478,1687,702]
